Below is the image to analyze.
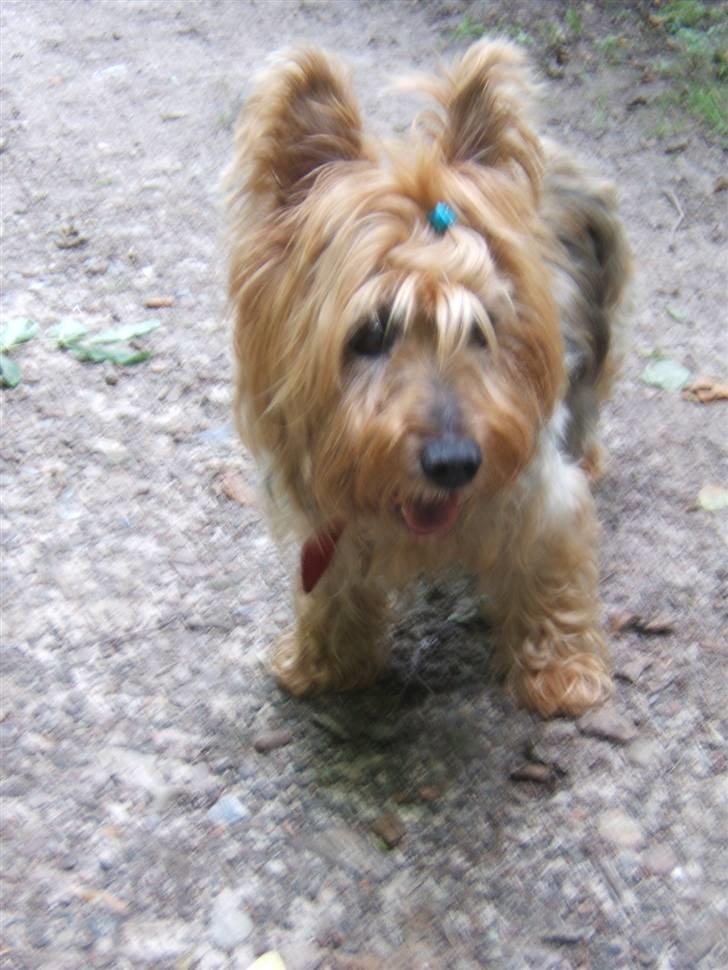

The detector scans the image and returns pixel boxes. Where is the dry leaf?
[144,296,175,308]
[697,484,728,512]
[682,377,728,403]
[608,611,639,633]
[245,954,287,970]
[72,886,129,913]
[220,470,256,506]
[608,612,674,635]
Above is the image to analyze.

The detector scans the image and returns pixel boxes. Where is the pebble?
[310,711,352,741]
[306,828,392,877]
[510,762,559,785]
[540,921,592,945]
[614,654,651,683]
[578,703,638,744]
[253,730,293,754]
[642,843,678,876]
[207,794,249,825]
[370,811,405,849]
[209,888,253,951]
[627,737,663,767]
[597,809,645,849]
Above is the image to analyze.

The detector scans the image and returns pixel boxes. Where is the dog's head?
[229,43,564,537]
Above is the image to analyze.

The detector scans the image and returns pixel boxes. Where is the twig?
[663,189,685,241]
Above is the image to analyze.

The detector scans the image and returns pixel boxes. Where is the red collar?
[300,523,344,593]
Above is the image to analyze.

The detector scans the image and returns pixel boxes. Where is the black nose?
[420,436,482,489]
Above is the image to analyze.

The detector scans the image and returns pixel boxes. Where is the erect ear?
[436,41,543,197]
[233,48,367,206]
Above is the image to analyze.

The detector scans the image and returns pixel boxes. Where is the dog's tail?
[540,143,632,476]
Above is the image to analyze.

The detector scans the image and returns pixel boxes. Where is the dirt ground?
[1,1,726,968]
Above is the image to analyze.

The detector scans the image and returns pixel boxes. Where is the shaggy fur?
[227,41,631,716]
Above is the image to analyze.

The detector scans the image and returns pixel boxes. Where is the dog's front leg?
[272,566,387,697]
[486,466,613,717]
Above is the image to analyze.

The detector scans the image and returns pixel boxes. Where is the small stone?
[207,794,249,825]
[642,843,678,876]
[627,737,662,767]
[90,437,128,464]
[104,370,118,386]
[598,809,644,849]
[540,922,591,945]
[306,828,392,877]
[510,762,558,785]
[253,730,293,754]
[417,784,446,802]
[614,654,651,683]
[310,712,352,741]
[370,811,405,849]
[209,888,253,951]
[578,703,638,744]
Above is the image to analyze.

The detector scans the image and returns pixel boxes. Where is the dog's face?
[229,44,564,536]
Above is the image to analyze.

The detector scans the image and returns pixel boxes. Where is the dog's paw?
[507,646,613,717]
[272,630,383,696]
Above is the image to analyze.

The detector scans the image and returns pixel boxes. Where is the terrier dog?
[227,41,631,716]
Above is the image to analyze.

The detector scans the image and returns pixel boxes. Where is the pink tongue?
[401,494,460,536]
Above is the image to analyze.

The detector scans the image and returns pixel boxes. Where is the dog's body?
[227,42,631,716]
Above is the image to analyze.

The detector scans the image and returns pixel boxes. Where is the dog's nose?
[420,436,481,489]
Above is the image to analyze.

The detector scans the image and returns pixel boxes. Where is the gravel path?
[1,2,726,968]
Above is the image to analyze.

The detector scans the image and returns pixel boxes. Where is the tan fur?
[227,41,631,717]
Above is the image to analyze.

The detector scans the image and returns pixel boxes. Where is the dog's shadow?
[286,579,523,798]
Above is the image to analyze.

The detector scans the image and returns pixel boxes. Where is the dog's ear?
[233,48,367,206]
[436,41,542,197]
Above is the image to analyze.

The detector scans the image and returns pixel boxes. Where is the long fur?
[227,41,631,716]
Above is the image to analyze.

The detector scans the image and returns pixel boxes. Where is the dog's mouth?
[399,494,460,537]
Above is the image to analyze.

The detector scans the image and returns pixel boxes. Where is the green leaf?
[0,318,38,352]
[85,320,160,345]
[47,318,88,347]
[641,357,691,391]
[0,354,22,387]
[697,484,728,512]
[69,342,152,365]
[666,305,689,322]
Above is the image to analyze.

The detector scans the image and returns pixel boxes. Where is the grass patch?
[650,0,728,142]
[452,13,486,40]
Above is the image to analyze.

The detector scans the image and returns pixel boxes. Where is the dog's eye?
[469,321,489,348]
[349,309,397,357]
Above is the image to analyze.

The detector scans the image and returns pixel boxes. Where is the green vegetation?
[653,0,728,141]
[0,318,38,387]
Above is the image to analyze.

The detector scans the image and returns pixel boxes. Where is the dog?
[227,41,631,717]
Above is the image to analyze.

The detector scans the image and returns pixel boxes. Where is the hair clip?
[427,201,457,235]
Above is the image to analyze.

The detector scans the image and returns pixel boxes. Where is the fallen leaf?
[608,610,639,633]
[608,611,674,635]
[47,318,88,347]
[69,344,152,365]
[0,317,38,351]
[86,320,160,344]
[697,484,728,512]
[144,296,175,308]
[665,305,688,323]
[641,357,690,391]
[714,176,728,193]
[682,377,728,403]
[626,95,648,111]
[0,354,21,388]
[72,885,128,913]
[245,953,287,970]
[221,470,256,506]
[55,225,87,249]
